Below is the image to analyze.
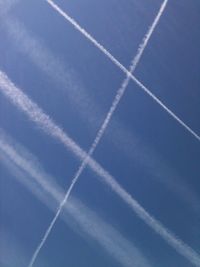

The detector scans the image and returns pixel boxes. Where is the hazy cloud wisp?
[0,71,200,267]
[0,131,152,267]
[45,0,200,142]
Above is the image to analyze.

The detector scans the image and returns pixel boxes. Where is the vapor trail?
[0,71,200,267]
[2,16,99,124]
[2,16,198,215]
[130,0,168,70]
[29,1,169,264]
[0,132,151,267]
[45,0,200,142]
[0,71,85,161]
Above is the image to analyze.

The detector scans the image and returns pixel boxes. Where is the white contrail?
[2,16,100,125]
[0,71,85,161]
[0,133,151,267]
[129,0,168,71]
[45,0,200,142]
[3,11,198,214]
[5,13,198,214]
[0,72,200,267]
[29,1,170,264]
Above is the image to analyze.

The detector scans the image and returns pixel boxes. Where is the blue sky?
[0,0,200,267]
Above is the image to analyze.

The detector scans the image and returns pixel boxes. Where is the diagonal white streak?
[45,0,200,142]
[0,71,200,266]
[2,16,98,123]
[0,132,152,267]
[28,1,170,265]
[2,14,199,215]
[130,0,168,70]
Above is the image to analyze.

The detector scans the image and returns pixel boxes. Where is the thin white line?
[0,71,200,267]
[45,0,200,142]
[0,132,152,267]
[129,0,168,70]
[3,12,199,215]
[28,2,169,265]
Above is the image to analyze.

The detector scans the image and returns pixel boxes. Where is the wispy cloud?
[28,1,169,263]
[0,0,19,17]
[0,71,200,266]
[2,15,100,126]
[45,0,200,142]
[2,11,198,216]
[109,121,200,215]
[0,131,152,267]
[0,227,29,267]
[0,70,85,160]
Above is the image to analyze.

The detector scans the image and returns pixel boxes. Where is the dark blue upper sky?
[0,1,200,267]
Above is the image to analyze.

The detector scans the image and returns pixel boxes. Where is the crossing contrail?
[45,0,200,142]
[1,73,200,266]
[0,132,152,267]
[28,1,170,265]
[3,16,199,216]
